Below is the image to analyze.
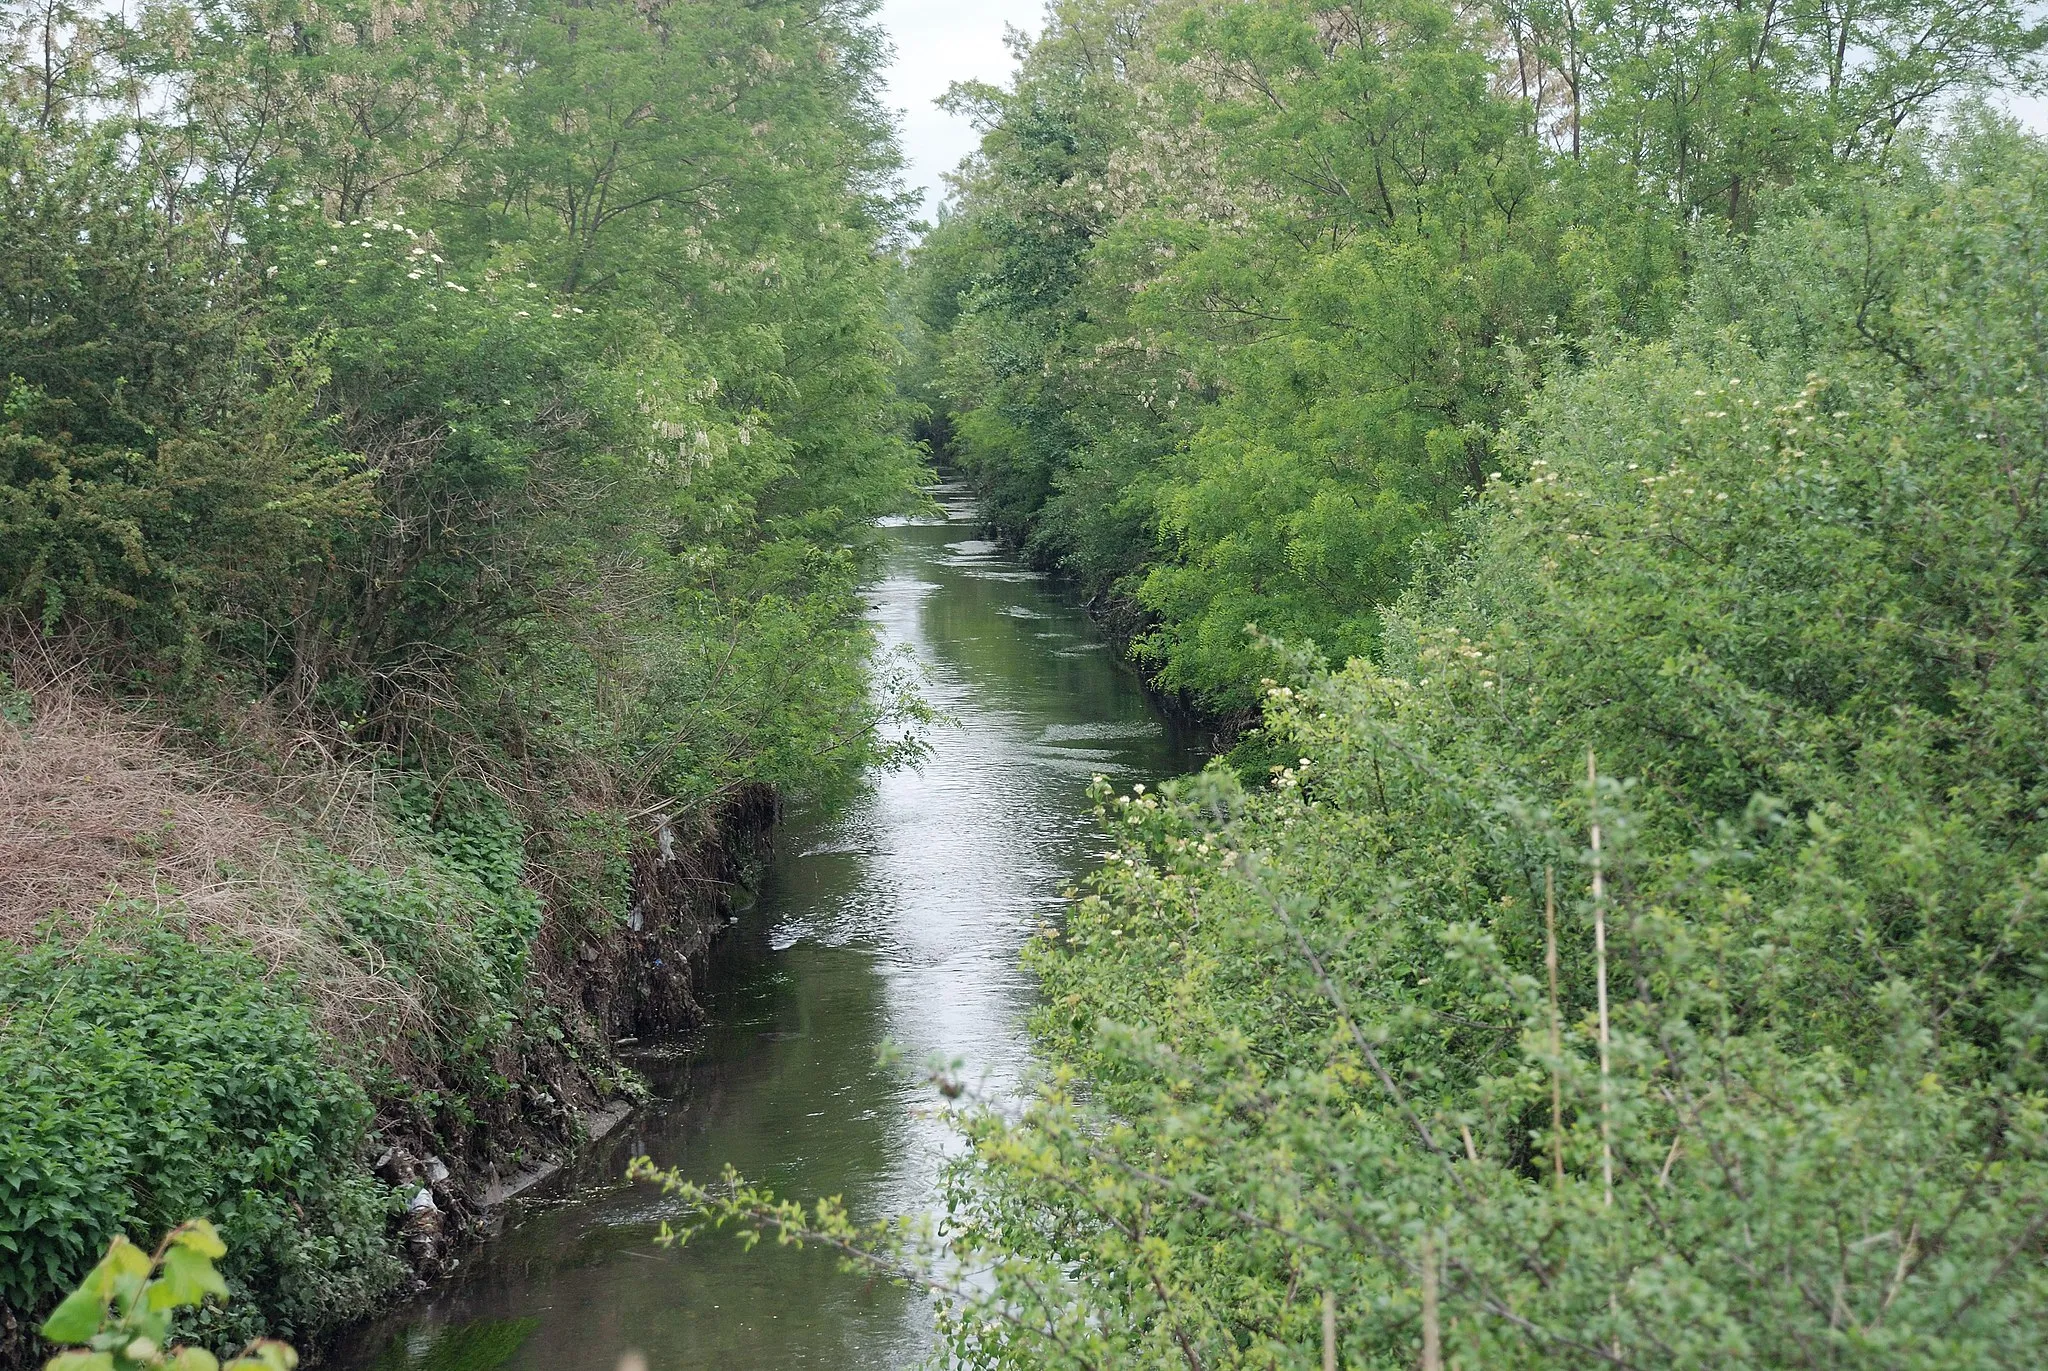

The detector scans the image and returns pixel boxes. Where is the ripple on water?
[334,503,1204,1371]
[1038,721,1167,742]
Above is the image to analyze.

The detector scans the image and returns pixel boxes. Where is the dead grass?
[0,660,432,1059]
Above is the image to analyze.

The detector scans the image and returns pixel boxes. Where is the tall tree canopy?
[0,0,924,806]
[910,0,2044,713]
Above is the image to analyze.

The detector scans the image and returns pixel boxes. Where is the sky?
[2009,92,2048,134]
[876,0,1044,219]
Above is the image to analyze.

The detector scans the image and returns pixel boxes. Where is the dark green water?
[335,485,1204,1371]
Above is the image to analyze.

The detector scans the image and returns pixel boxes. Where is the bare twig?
[1546,864,1565,1190]
[1421,1236,1442,1371]
[1589,752,1614,1209]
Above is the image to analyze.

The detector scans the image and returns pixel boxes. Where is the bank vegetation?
[0,0,920,1356]
[654,0,2048,1366]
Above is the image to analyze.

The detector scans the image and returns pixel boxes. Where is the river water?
[337,484,1204,1371]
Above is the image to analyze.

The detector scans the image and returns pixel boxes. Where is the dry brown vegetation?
[0,654,432,1056]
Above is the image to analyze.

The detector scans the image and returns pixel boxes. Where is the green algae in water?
[364,1317,540,1370]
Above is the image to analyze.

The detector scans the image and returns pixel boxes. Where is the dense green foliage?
[911,0,2043,714]
[317,778,553,1052]
[0,0,921,1346]
[903,127,2048,1368]
[38,1218,299,1371]
[1,0,922,798]
[0,766,622,1347]
[0,927,399,1349]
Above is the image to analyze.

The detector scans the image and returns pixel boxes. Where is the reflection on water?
[336,484,1204,1371]
[357,1319,539,1371]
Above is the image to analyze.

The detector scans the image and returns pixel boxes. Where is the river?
[336,483,1205,1371]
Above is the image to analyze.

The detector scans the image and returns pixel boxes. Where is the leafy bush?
[309,779,545,1064]
[0,921,403,1348]
[910,0,2042,716]
[2,0,922,807]
[909,136,2048,1369]
[0,133,370,661]
[387,777,545,995]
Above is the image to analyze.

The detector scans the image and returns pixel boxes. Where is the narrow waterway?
[338,484,1205,1371]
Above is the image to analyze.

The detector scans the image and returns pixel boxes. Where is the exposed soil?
[313,788,777,1308]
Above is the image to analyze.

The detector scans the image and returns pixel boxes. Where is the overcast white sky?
[871,2,2048,219]
[2009,91,2048,134]
[877,0,1044,218]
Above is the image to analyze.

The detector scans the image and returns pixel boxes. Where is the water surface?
[338,486,1203,1371]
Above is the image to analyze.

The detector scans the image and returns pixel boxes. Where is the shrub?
[37,1218,299,1371]
[903,137,2048,1369]
[0,132,370,662]
[0,919,404,1349]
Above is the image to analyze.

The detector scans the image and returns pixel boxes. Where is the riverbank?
[327,486,1206,1371]
[1,0,928,1360]
[0,672,774,1368]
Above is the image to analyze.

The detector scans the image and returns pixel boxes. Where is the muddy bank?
[340,788,777,1301]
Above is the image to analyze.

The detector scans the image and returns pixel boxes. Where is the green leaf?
[127,1305,175,1347]
[147,1245,230,1311]
[166,1220,227,1260]
[168,1348,221,1371]
[39,1238,150,1344]
[37,1285,107,1347]
[42,1352,115,1371]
